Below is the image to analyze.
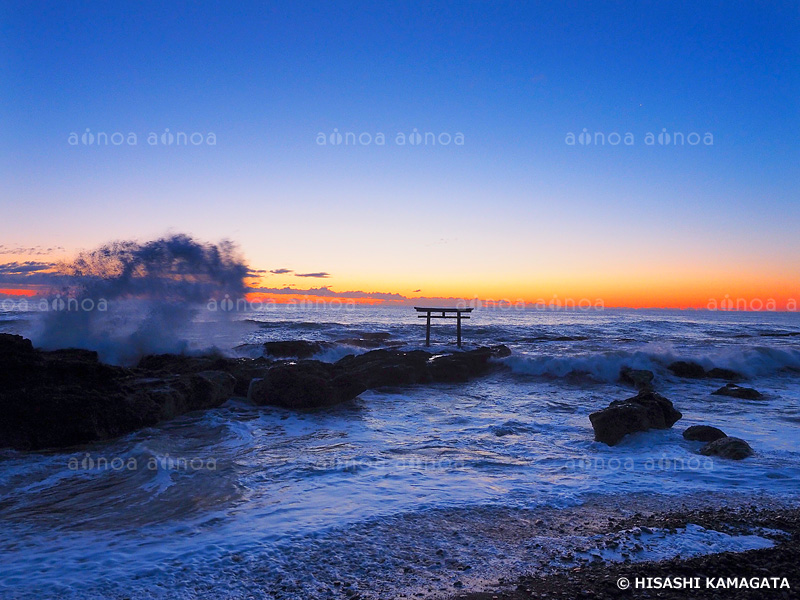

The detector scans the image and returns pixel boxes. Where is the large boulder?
[706,367,743,381]
[247,361,366,409]
[667,361,706,378]
[0,335,236,450]
[0,336,512,449]
[700,436,754,460]
[138,353,273,396]
[712,383,764,400]
[247,345,512,407]
[428,346,511,383]
[683,425,727,442]
[666,360,744,381]
[589,391,682,446]
[619,367,655,390]
[335,332,402,349]
[263,340,332,359]
[336,349,432,388]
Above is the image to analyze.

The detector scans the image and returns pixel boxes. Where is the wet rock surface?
[589,390,682,446]
[667,361,745,382]
[683,425,727,442]
[0,334,511,450]
[667,360,707,378]
[262,340,333,359]
[712,382,764,400]
[0,334,237,451]
[249,345,511,407]
[446,502,800,600]
[700,436,755,460]
[619,367,655,390]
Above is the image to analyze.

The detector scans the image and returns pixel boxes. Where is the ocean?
[1,305,798,598]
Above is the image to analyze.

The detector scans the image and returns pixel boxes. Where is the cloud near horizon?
[0,245,65,256]
[294,272,330,278]
[245,285,478,306]
[0,261,61,289]
[248,285,404,300]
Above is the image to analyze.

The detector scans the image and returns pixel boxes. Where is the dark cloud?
[0,246,64,256]
[295,272,330,278]
[0,262,62,288]
[0,261,56,275]
[248,286,407,301]
[269,268,294,275]
[246,286,484,307]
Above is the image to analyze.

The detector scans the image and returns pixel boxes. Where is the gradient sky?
[2,1,798,307]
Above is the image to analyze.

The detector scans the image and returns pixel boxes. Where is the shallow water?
[1,307,799,598]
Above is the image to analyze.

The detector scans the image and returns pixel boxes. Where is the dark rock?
[335,332,402,349]
[336,349,433,388]
[589,390,682,446]
[0,336,512,449]
[700,436,754,459]
[133,371,237,418]
[712,383,763,400]
[0,333,35,355]
[683,425,727,442]
[706,367,743,381]
[138,353,273,396]
[248,345,512,408]
[0,335,237,450]
[619,368,655,390]
[428,346,511,383]
[247,361,367,409]
[263,340,332,359]
[667,361,706,378]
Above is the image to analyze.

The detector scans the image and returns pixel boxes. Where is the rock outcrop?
[137,353,273,396]
[618,368,655,390]
[667,361,744,381]
[0,335,511,450]
[683,425,727,442]
[700,436,754,460]
[262,340,333,359]
[705,367,742,381]
[667,361,707,379]
[335,333,404,349]
[712,383,764,400]
[248,345,512,407]
[589,390,682,446]
[0,334,236,451]
[248,361,367,409]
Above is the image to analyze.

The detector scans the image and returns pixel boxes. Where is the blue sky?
[1,1,798,305]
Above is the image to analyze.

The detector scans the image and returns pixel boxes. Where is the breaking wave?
[31,234,248,365]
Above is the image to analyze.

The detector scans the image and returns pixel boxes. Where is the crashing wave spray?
[33,234,249,365]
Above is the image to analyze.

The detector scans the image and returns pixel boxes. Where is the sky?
[1,1,798,308]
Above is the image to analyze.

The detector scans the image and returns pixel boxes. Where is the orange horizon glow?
[0,284,798,311]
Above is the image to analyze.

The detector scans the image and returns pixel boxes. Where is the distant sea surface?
[1,306,799,598]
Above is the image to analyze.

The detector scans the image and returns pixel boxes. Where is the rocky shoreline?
[1,331,770,456]
[0,334,510,451]
[444,502,799,600]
